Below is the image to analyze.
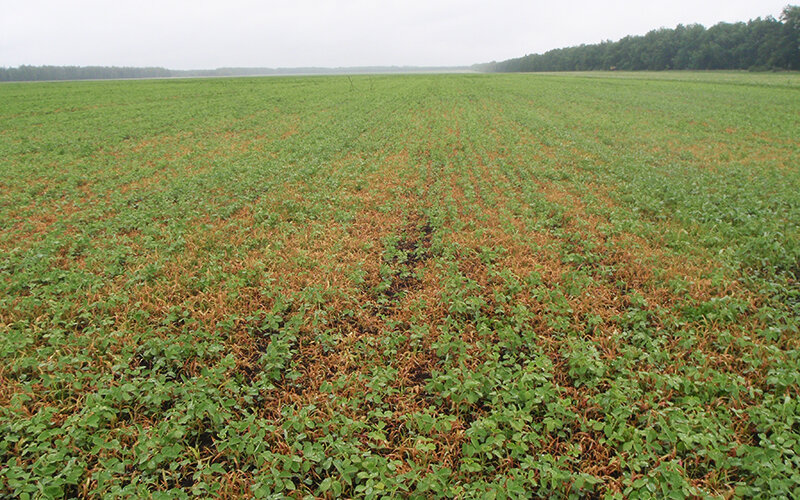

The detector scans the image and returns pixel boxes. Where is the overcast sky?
[0,0,791,69]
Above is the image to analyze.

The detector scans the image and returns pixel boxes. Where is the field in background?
[1,72,798,498]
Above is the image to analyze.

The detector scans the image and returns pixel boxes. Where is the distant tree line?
[0,65,469,82]
[476,6,800,72]
[0,66,174,82]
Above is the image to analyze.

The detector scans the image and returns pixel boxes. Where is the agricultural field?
[1,72,799,498]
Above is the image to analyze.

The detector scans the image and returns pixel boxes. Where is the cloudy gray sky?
[0,0,791,69]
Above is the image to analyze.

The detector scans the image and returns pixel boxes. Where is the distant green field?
[548,70,800,88]
[1,72,798,498]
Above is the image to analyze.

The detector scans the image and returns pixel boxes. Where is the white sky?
[0,0,791,69]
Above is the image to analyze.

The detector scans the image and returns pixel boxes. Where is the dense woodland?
[477,6,800,72]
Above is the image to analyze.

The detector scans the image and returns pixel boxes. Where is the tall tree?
[478,6,800,73]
